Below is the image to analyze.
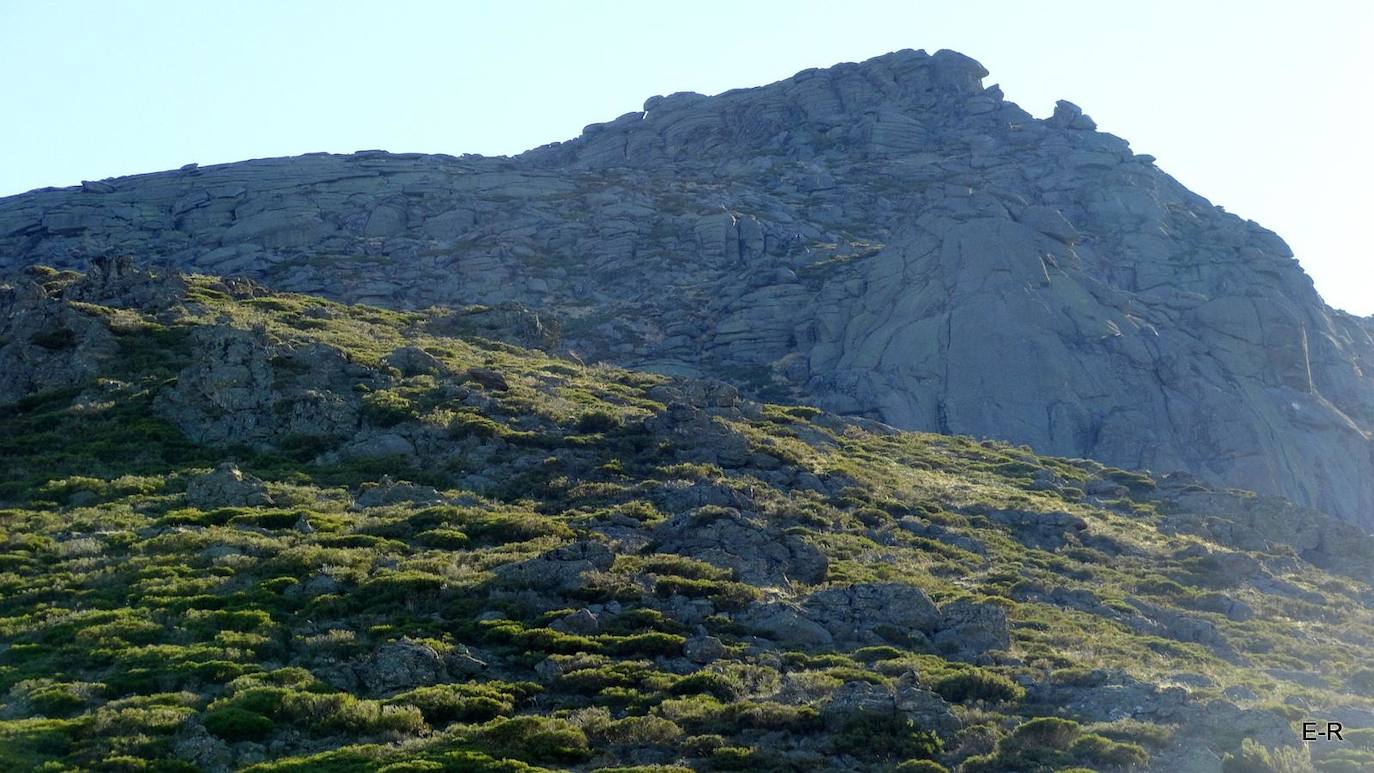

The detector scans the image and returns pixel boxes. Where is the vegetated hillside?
[3,49,1374,531]
[2,261,1374,772]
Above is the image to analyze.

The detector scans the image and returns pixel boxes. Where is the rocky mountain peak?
[2,50,1373,529]
[528,48,996,168]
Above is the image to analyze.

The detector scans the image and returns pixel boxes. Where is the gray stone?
[822,672,961,738]
[466,367,509,391]
[356,638,448,693]
[344,432,416,459]
[353,477,444,508]
[801,583,942,645]
[931,599,1011,657]
[494,540,615,592]
[444,644,489,676]
[382,346,447,377]
[738,601,834,647]
[654,508,828,586]
[550,608,601,634]
[185,462,273,508]
[683,635,726,664]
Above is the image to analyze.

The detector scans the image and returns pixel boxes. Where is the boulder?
[185,463,273,508]
[550,608,601,634]
[353,477,444,508]
[653,508,827,586]
[683,635,727,664]
[737,602,834,647]
[822,673,961,737]
[802,583,942,645]
[931,599,1011,657]
[382,346,447,377]
[356,638,447,694]
[494,540,615,592]
[466,367,509,391]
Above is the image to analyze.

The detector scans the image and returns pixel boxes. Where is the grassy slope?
[1,271,1372,772]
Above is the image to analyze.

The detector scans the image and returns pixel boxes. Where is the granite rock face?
[3,49,1374,526]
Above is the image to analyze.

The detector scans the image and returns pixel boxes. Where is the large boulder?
[931,599,1011,658]
[801,583,941,645]
[355,638,448,694]
[185,462,273,508]
[493,540,615,592]
[353,476,444,509]
[156,329,363,445]
[821,673,961,738]
[653,507,827,586]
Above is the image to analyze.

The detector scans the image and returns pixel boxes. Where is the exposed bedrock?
[3,48,1373,526]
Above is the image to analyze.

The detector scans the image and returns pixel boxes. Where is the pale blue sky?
[2,1,1370,313]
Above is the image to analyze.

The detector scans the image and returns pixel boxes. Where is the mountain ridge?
[3,48,1373,530]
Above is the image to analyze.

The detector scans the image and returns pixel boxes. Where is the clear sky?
[2,1,1370,313]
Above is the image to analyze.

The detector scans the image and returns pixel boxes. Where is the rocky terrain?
[3,49,1373,531]
[2,261,1374,771]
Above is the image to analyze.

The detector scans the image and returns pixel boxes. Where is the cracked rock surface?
[3,49,1373,527]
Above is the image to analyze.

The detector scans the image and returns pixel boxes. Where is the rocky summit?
[2,49,1372,529]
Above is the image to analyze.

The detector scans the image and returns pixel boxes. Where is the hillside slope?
[1,261,1373,771]
[2,50,1373,529]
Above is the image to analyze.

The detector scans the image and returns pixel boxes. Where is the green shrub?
[639,554,732,580]
[204,707,274,741]
[1069,733,1149,768]
[504,625,602,654]
[931,669,1025,704]
[705,746,771,771]
[218,686,289,717]
[1350,668,1374,695]
[597,715,683,747]
[21,682,97,717]
[278,691,426,735]
[963,716,1122,773]
[715,702,820,733]
[1221,738,1314,773]
[576,410,622,433]
[414,528,469,549]
[212,687,426,737]
[451,508,574,544]
[605,632,685,657]
[681,734,727,757]
[362,390,414,427]
[831,712,942,761]
[892,761,949,773]
[356,570,447,607]
[481,716,591,764]
[852,646,906,662]
[670,672,742,701]
[228,510,301,530]
[1004,717,1081,751]
[387,684,516,724]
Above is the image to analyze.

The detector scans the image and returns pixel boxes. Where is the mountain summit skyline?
[5,40,1374,771]
[5,49,1372,529]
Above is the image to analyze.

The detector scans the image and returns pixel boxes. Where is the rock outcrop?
[3,49,1373,527]
[185,462,273,508]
